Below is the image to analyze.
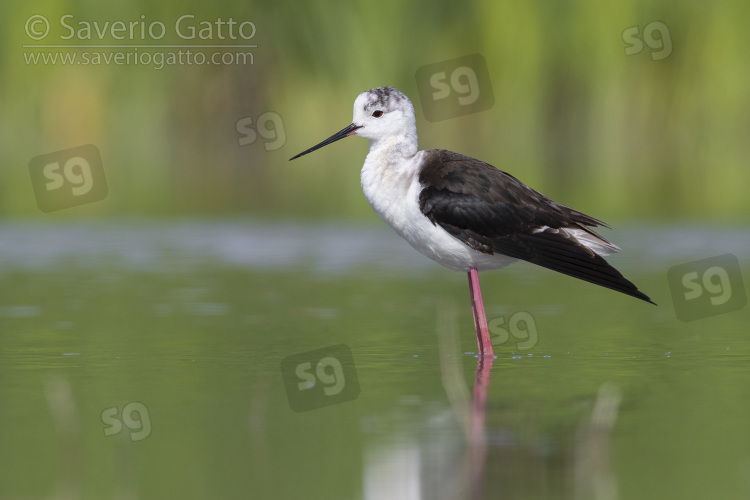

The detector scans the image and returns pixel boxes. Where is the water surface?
[1,219,748,499]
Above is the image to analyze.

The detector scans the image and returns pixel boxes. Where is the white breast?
[360,149,516,272]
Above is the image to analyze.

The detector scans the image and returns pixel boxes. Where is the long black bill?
[289,123,362,160]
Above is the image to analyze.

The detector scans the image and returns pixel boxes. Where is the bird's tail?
[520,229,656,305]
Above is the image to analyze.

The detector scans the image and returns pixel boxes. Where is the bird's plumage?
[290,86,655,306]
[418,149,653,304]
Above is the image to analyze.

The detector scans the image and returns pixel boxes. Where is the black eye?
[372,110,383,118]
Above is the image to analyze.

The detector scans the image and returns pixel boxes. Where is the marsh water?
[1,219,749,499]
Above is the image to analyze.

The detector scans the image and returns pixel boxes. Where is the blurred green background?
[3,2,750,499]
[3,0,749,221]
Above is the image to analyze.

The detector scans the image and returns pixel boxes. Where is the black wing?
[418,150,655,304]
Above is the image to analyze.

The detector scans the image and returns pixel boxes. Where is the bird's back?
[417,149,654,304]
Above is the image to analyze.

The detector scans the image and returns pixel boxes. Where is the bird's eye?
[372,110,383,118]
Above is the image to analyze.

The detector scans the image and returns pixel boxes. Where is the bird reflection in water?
[364,301,622,499]
[437,300,493,500]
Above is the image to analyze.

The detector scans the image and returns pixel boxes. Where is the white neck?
[366,130,419,168]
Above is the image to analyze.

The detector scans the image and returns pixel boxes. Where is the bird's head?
[290,86,417,160]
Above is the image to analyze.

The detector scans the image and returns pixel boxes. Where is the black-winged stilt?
[290,86,654,358]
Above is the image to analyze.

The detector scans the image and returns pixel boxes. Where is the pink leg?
[468,267,494,358]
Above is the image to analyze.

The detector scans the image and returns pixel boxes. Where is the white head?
[351,87,416,143]
[290,86,418,161]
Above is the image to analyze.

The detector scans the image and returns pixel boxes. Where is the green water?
[0,221,748,499]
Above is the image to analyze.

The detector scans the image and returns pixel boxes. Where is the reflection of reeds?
[248,371,272,494]
[45,376,142,500]
[44,375,81,500]
[437,300,471,437]
[573,382,623,500]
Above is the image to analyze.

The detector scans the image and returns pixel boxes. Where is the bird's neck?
[366,131,419,168]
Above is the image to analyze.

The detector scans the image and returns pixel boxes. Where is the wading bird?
[290,87,654,358]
